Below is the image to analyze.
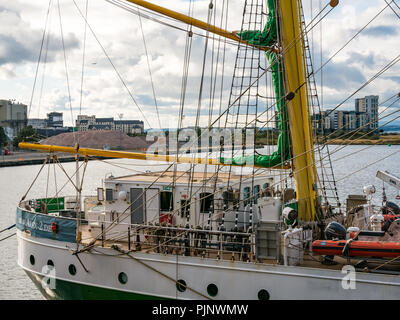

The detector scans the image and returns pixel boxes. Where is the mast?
[279,0,318,221]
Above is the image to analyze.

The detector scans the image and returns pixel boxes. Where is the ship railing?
[18,199,258,261]
[88,220,256,261]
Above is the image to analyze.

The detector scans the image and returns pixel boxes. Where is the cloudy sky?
[0,0,399,129]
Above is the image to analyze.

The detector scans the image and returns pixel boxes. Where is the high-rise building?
[355,98,366,113]
[0,99,28,138]
[346,111,357,130]
[312,95,379,134]
[365,95,379,130]
[356,112,368,131]
[355,95,379,130]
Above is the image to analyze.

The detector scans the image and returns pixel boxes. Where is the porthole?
[68,264,77,276]
[47,260,54,267]
[176,279,187,292]
[258,289,270,301]
[207,283,218,297]
[29,255,35,265]
[118,272,128,284]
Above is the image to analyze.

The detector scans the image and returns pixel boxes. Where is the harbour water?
[0,145,399,299]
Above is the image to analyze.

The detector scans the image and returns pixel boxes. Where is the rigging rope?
[313,0,394,85]
[28,0,52,119]
[0,233,16,242]
[57,0,76,143]
[336,150,400,183]
[71,0,152,129]
[138,9,162,129]
[0,224,16,234]
[37,4,53,119]
[107,0,239,47]
[79,0,89,117]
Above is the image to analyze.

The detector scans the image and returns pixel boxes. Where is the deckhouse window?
[106,189,113,201]
[243,187,250,206]
[97,188,104,201]
[180,200,190,218]
[253,185,260,204]
[200,193,214,213]
[160,191,173,212]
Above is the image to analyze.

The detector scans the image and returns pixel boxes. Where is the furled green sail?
[221,0,291,168]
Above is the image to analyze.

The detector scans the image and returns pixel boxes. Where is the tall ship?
[15,0,400,299]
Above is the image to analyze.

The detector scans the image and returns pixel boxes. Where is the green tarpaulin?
[221,0,291,168]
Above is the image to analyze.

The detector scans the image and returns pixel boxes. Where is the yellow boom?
[18,142,289,169]
[124,0,277,52]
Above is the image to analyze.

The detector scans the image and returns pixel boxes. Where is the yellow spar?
[19,142,219,165]
[18,142,289,169]
[123,0,277,53]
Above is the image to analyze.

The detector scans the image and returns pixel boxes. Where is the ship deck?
[80,225,400,275]
[109,171,269,185]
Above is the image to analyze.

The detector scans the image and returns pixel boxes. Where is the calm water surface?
[0,145,399,299]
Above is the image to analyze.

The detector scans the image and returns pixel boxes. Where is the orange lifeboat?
[312,240,400,258]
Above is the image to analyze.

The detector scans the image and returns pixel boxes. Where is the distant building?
[0,99,28,138]
[312,95,379,133]
[365,95,379,130]
[28,118,47,129]
[27,111,69,138]
[356,95,379,130]
[76,115,144,134]
[47,112,63,128]
[355,98,366,113]
[357,112,368,130]
[88,124,113,130]
[36,127,70,138]
[345,111,357,130]
[115,120,144,134]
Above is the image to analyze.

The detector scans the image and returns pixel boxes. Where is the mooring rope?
[0,224,16,234]
[0,233,16,242]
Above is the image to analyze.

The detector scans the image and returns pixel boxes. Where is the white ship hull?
[17,230,400,300]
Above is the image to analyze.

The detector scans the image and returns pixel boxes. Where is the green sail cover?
[221,0,291,168]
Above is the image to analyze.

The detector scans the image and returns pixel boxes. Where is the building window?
[200,193,214,213]
[29,255,35,265]
[160,191,173,212]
